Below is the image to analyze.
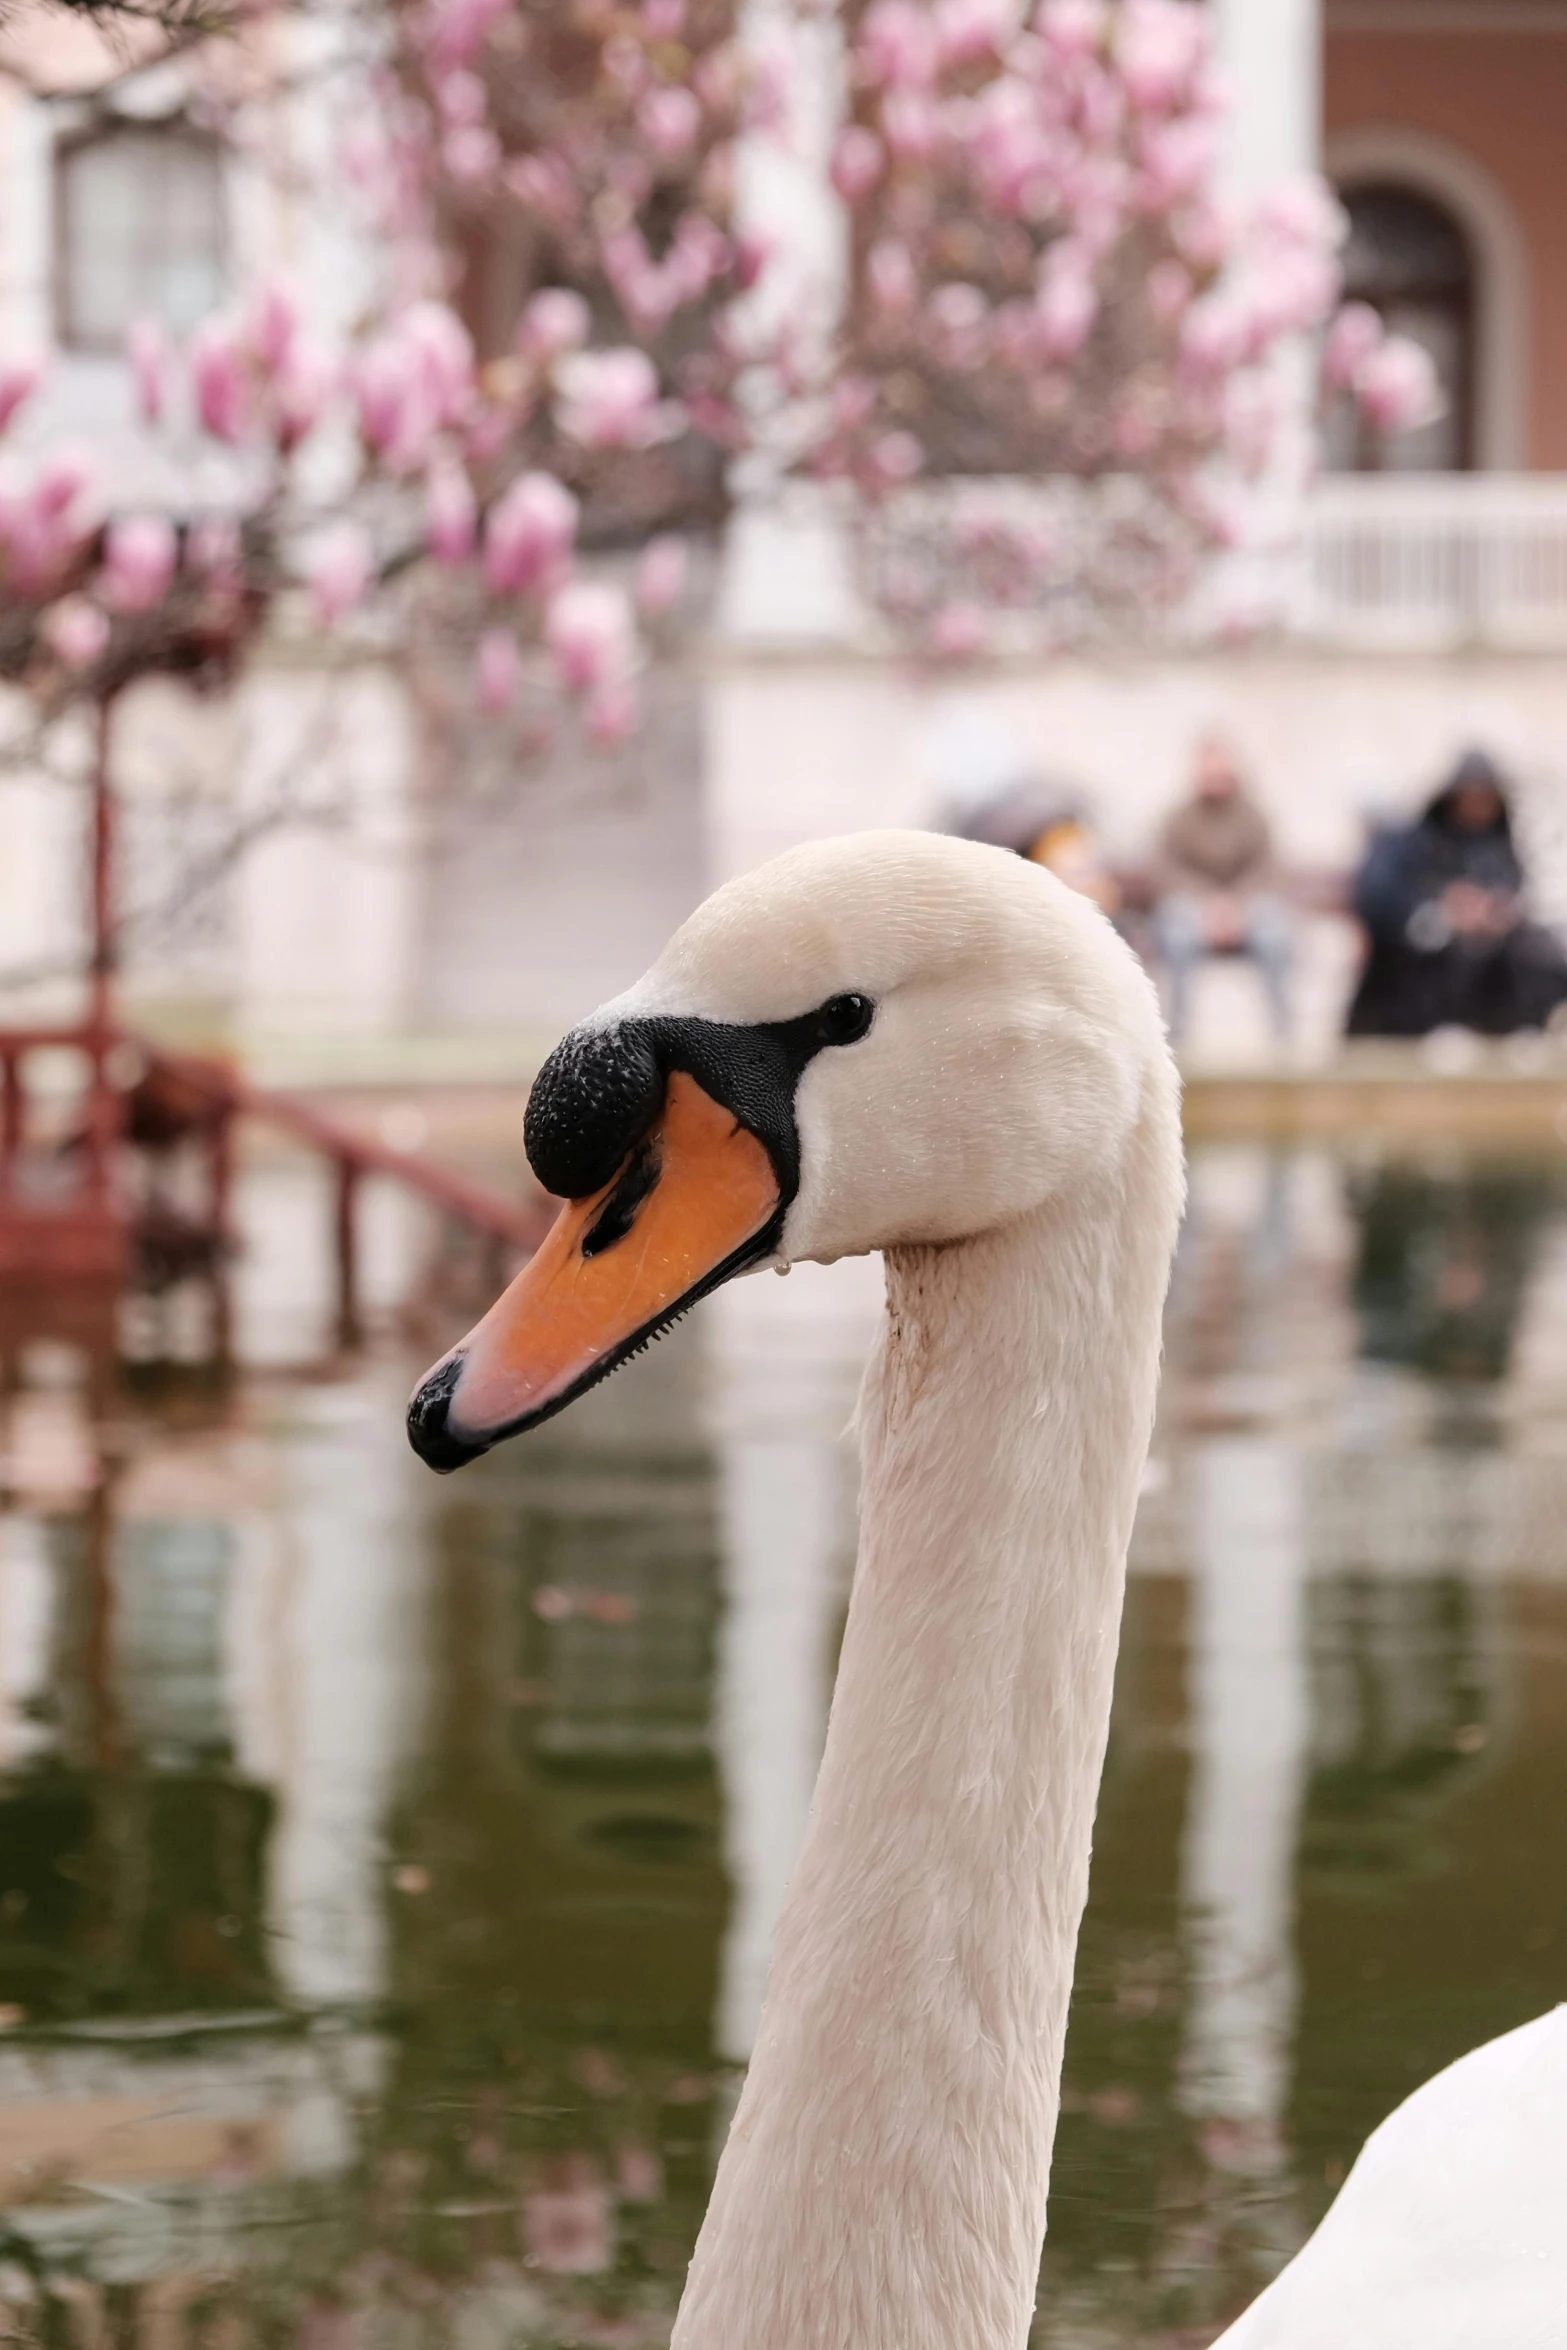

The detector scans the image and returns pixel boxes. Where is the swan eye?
[815,993,874,1046]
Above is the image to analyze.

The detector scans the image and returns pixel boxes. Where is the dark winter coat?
[1345,781,1567,1037]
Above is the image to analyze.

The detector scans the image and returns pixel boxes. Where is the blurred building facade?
[5,4,1567,1056]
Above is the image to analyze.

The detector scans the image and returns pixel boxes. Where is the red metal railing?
[0,1024,551,1339]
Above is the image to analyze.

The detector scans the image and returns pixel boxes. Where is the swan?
[407,831,1567,2350]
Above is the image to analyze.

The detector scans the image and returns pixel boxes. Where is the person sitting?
[1152,735,1293,1046]
[1345,749,1567,1038]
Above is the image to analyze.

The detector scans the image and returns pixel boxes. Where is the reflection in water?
[0,1152,1563,2342]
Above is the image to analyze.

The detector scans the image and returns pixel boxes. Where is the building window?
[56,123,225,353]
[1325,181,1475,474]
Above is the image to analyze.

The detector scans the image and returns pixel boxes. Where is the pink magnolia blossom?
[484,471,578,595]
[586,677,641,746]
[867,240,917,315]
[101,514,178,613]
[927,281,990,371]
[44,596,110,670]
[928,602,986,659]
[644,0,686,37]
[436,68,487,124]
[124,318,168,426]
[522,2162,613,2275]
[1147,258,1193,323]
[426,462,477,563]
[444,125,501,184]
[1036,245,1099,362]
[635,533,688,617]
[858,0,940,90]
[190,317,251,444]
[869,429,924,486]
[518,289,591,363]
[274,342,333,452]
[640,84,701,160]
[421,0,508,71]
[1040,0,1108,60]
[190,516,243,583]
[1357,335,1443,434]
[0,354,40,435]
[830,126,884,204]
[251,279,300,374]
[554,348,661,449]
[545,580,636,694]
[475,625,520,711]
[1137,116,1217,209]
[935,0,1010,68]
[1258,174,1344,253]
[1116,0,1207,113]
[1323,300,1384,391]
[306,522,374,624]
[882,89,940,161]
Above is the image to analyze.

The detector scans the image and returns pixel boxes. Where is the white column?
[1214,0,1321,202]
[705,1255,882,2061]
[1179,1435,1310,2160]
[719,0,865,652]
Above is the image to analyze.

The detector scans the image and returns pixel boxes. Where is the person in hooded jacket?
[1345,750,1567,1038]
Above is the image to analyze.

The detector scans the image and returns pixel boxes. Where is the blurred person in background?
[951,777,1124,921]
[1345,748,1567,1037]
[1152,734,1294,1047]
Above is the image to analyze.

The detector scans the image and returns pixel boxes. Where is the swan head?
[408,829,1174,1471]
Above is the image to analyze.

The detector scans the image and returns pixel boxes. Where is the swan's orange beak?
[407,1070,780,1469]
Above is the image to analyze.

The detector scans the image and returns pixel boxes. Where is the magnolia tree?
[0,0,1435,774]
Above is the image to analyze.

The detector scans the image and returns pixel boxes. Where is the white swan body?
[407,831,1567,2350]
[1215,2003,1567,2349]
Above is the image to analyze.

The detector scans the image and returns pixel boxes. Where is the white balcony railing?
[1300,475,1567,652]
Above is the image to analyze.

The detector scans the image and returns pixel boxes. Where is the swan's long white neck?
[673,1099,1176,2350]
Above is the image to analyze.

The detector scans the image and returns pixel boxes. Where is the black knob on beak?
[523,1021,664,1199]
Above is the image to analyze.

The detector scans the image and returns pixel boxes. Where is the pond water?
[0,1141,1565,2347]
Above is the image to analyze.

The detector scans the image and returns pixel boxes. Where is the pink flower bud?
[251,279,300,374]
[586,677,640,747]
[1116,0,1207,112]
[275,341,333,452]
[1039,0,1107,60]
[936,0,1009,67]
[545,580,636,695]
[484,471,578,595]
[640,84,701,160]
[870,430,924,486]
[518,288,591,362]
[0,354,41,435]
[101,514,178,614]
[554,348,661,449]
[191,517,243,583]
[1257,174,1344,253]
[475,625,520,712]
[928,602,985,660]
[124,318,168,426]
[883,90,939,161]
[635,533,688,617]
[643,0,686,36]
[867,240,917,315]
[1357,335,1442,434]
[830,126,884,204]
[191,317,251,444]
[437,69,488,124]
[44,596,111,671]
[421,0,507,69]
[1036,247,1098,362]
[307,522,374,625]
[426,462,477,564]
[858,0,939,89]
[1323,300,1384,391]
[1147,259,1193,324]
[444,125,502,184]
